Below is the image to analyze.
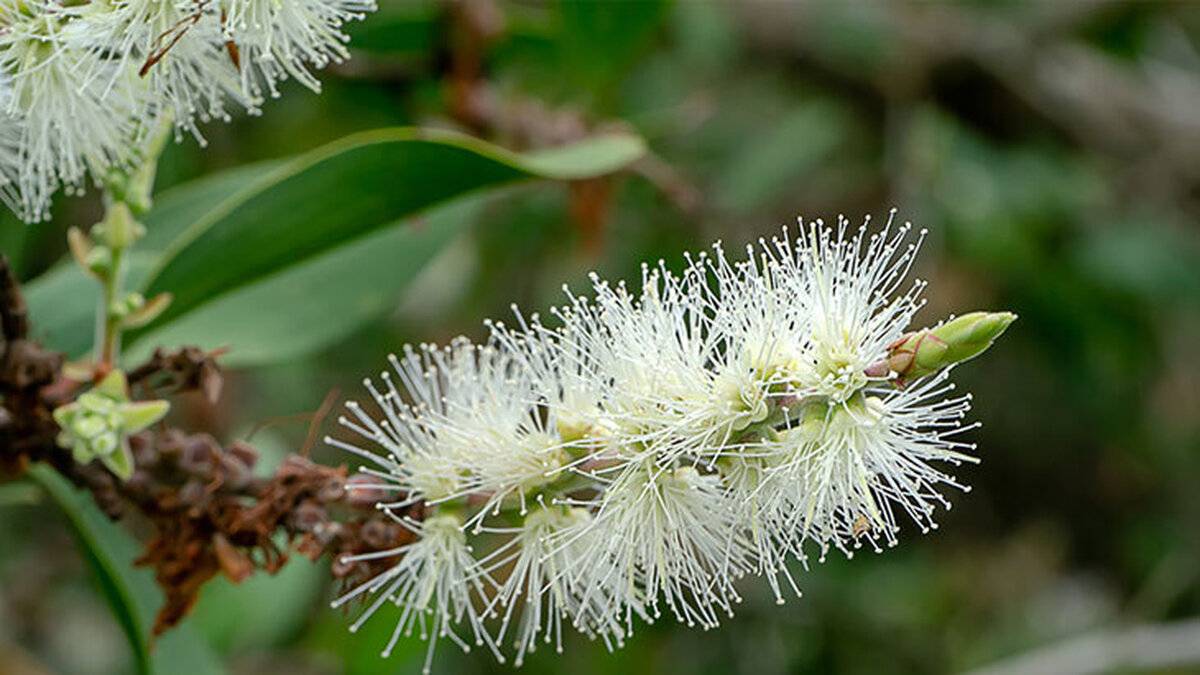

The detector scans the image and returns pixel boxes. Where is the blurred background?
[3,1,1200,673]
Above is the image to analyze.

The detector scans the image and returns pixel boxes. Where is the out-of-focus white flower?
[76,0,253,142]
[0,5,144,221]
[332,513,503,674]
[220,0,376,98]
[0,0,376,221]
[0,108,20,216]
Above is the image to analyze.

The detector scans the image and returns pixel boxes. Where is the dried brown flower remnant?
[128,345,225,403]
[129,434,345,634]
[0,256,425,636]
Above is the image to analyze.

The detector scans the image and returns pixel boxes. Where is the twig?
[301,388,340,458]
[0,263,415,637]
[966,618,1200,675]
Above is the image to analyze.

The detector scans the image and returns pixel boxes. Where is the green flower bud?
[109,292,146,320]
[71,439,94,464]
[52,403,79,428]
[887,311,1016,382]
[67,227,97,278]
[84,246,112,278]
[72,414,107,439]
[115,115,173,215]
[51,369,169,482]
[95,202,144,249]
[77,391,114,414]
[120,292,173,329]
[93,370,128,399]
[92,431,119,456]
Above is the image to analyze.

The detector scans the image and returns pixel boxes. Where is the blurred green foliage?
[2,1,1199,674]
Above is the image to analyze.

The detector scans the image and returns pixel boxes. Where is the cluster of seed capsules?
[0,0,376,221]
[326,214,1015,672]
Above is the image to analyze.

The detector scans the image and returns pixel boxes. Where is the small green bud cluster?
[52,371,169,481]
[67,206,173,332]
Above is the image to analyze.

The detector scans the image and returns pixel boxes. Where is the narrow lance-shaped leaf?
[27,465,225,675]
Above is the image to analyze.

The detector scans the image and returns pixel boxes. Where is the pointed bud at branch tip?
[887,311,1016,382]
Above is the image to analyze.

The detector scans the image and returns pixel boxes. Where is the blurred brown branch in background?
[438,0,701,253]
[736,0,1200,210]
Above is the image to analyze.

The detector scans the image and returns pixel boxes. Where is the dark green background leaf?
[27,465,224,675]
[23,129,644,365]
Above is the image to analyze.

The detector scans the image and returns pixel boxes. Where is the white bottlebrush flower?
[785,213,927,402]
[0,0,377,222]
[420,342,572,522]
[704,237,812,380]
[0,5,144,221]
[714,452,807,604]
[484,504,626,665]
[329,337,575,522]
[330,214,1011,670]
[0,108,20,216]
[672,235,829,603]
[572,461,751,633]
[766,373,978,556]
[561,266,712,452]
[220,0,376,98]
[700,236,818,443]
[332,513,503,674]
[548,263,758,466]
[74,0,254,142]
[488,309,610,448]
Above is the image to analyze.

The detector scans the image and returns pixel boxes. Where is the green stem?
[98,241,127,368]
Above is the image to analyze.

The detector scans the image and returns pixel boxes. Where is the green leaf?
[140,128,643,325]
[22,252,156,358]
[27,464,224,675]
[22,162,281,359]
[126,196,486,366]
[94,369,129,399]
[124,128,643,366]
[0,481,41,507]
[139,160,285,253]
[22,129,642,363]
[99,440,136,481]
